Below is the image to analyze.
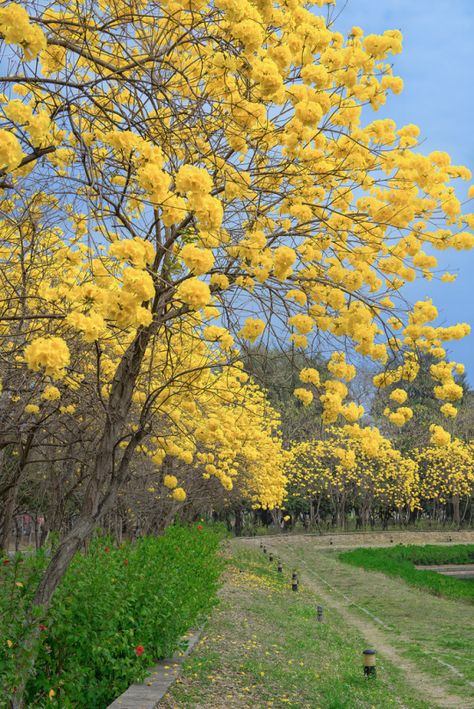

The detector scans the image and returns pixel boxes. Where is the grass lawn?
[339,544,474,603]
[270,537,474,708]
[158,543,440,709]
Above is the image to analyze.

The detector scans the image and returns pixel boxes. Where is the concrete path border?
[106,628,202,709]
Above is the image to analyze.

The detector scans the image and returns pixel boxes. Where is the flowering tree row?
[287,429,474,528]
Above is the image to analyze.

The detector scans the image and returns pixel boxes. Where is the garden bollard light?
[277,561,283,573]
[363,649,376,678]
[317,605,323,622]
[263,546,267,554]
[292,571,298,592]
[269,553,273,562]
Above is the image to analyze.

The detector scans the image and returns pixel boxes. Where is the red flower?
[39,624,47,631]
[197,524,203,531]
[104,546,110,553]
[123,559,129,566]
[135,645,145,656]
[2,559,9,565]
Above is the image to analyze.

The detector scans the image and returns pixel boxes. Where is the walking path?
[249,534,474,709]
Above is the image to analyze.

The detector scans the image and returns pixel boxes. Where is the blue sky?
[330,0,474,382]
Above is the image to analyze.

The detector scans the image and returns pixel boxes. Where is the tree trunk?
[1,482,18,553]
[452,494,460,527]
[10,326,152,707]
[234,507,243,537]
[0,435,34,554]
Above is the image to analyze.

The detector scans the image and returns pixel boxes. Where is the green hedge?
[0,525,224,707]
[339,544,474,604]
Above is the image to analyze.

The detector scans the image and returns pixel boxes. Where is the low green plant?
[339,544,474,603]
[0,524,224,708]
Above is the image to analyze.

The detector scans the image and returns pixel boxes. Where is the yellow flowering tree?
[287,427,419,528]
[413,440,474,525]
[0,1,473,694]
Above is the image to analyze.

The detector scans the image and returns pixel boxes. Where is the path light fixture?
[277,561,283,573]
[316,605,323,622]
[263,546,267,554]
[329,539,333,545]
[292,571,298,592]
[363,649,376,678]
[269,553,273,562]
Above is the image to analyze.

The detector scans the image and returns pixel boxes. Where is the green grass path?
[157,538,473,708]
[263,537,474,708]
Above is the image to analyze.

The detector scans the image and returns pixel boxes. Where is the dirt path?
[239,535,474,709]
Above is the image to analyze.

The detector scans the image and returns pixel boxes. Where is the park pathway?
[239,532,474,709]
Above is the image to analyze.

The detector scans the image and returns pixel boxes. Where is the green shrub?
[339,544,474,604]
[0,525,224,708]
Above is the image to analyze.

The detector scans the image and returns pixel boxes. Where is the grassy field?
[339,544,474,603]
[157,537,474,709]
[261,536,474,708]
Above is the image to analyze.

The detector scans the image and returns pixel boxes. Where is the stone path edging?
[106,628,202,709]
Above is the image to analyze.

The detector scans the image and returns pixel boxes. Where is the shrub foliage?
[0,525,224,707]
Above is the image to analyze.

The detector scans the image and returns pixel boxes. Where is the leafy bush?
[339,544,474,604]
[0,525,224,707]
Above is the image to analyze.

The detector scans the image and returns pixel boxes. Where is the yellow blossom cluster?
[0,2,46,59]
[429,424,452,447]
[239,318,266,342]
[41,385,61,401]
[176,278,211,310]
[140,352,288,509]
[180,244,215,276]
[384,406,413,428]
[3,99,52,148]
[109,238,155,268]
[327,352,356,382]
[0,129,24,171]
[24,337,70,379]
[430,360,464,403]
[295,363,364,424]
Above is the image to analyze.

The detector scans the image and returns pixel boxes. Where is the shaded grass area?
[159,545,433,709]
[339,544,474,604]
